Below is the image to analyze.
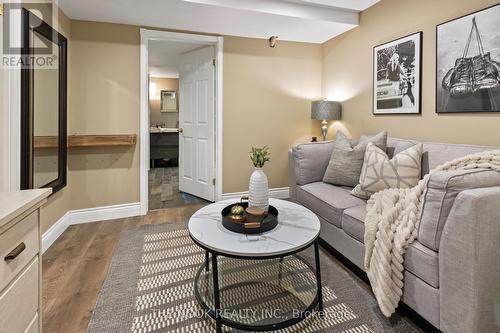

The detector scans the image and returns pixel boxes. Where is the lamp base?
[321,120,328,141]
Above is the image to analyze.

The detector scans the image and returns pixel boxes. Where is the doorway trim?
[1,8,22,192]
[140,29,223,214]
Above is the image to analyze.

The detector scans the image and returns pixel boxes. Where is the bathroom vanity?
[150,127,179,167]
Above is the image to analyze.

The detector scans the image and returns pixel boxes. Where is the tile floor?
[148,166,208,210]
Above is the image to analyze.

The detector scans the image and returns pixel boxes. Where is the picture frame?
[160,90,178,113]
[373,31,422,115]
[436,4,500,113]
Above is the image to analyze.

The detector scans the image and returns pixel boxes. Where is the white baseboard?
[221,187,289,201]
[41,202,141,254]
[41,211,70,254]
[67,202,142,225]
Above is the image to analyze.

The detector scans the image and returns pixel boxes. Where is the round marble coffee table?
[188,198,323,332]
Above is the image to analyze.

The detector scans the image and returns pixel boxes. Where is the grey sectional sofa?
[289,136,500,333]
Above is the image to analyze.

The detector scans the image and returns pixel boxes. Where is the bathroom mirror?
[21,9,67,194]
[160,90,178,112]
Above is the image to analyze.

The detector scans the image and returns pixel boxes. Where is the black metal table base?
[195,238,324,332]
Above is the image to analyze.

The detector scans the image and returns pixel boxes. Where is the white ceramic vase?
[248,167,269,211]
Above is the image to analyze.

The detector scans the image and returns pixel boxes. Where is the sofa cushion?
[292,141,334,186]
[419,168,500,251]
[342,205,367,243]
[323,131,387,187]
[342,205,440,288]
[404,241,439,288]
[296,182,366,228]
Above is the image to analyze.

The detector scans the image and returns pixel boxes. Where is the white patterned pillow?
[352,142,423,199]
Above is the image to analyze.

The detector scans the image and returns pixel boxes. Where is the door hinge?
[0,4,4,16]
[212,178,216,186]
[212,58,216,66]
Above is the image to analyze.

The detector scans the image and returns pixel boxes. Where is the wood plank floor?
[41,204,206,333]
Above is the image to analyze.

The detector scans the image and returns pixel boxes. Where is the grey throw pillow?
[322,131,388,187]
[351,142,423,199]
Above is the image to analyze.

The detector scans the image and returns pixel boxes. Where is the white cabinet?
[0,189,51,333]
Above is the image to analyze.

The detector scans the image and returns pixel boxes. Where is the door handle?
[178,128,183,133]
[4,242,26,261]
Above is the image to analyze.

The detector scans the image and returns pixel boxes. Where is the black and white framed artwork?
[373,32,422,115]
[437,4,500,113]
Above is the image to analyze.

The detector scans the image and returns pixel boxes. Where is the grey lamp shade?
[311,100,342,121]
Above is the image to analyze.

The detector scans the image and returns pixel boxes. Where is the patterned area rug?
[86,222,420,333]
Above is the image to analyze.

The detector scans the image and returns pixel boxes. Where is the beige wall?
[223,36,322,192]
[68,21,140,211]
[40,20,140,233]
[149,77,179,128]
[322,0,500,145]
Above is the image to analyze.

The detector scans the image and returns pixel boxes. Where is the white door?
[179,46,215,201]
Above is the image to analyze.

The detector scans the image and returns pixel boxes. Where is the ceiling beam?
[291,0,379,11]
[182,0,359,25]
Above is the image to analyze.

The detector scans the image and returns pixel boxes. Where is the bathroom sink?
[150,127,179,133]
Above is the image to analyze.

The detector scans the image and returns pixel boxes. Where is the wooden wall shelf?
[34,134,137,148]
[34,136,58,148]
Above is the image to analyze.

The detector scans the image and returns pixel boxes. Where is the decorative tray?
[221,202,279,234]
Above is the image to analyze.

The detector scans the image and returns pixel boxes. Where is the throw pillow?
[352,142,423,199]
[323,131,388,187]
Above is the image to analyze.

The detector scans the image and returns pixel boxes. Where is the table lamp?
[311,100,342,141]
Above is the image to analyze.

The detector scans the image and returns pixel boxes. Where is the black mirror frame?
[20,9,67,194]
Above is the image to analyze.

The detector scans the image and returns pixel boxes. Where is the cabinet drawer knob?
[4,242,26,261]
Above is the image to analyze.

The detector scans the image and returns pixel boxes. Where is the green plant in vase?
[249,146,271,210]
[250,145,271,168]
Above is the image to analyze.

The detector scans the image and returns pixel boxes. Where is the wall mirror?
[160,90,178,112]
[21,9,67,194]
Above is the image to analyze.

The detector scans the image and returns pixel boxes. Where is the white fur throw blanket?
[364,150,500,317]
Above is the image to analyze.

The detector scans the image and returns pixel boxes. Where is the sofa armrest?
[290,141,333,187]
[439,186,500,333]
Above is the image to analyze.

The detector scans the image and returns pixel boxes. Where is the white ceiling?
[59,0,380,43]
[148,40,204,78]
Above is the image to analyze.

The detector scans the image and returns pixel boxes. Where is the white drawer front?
[0,258,39,333]
[0,210,39,292]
